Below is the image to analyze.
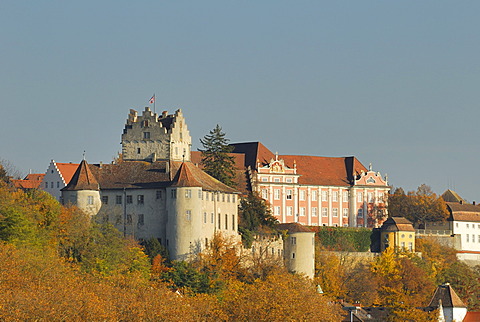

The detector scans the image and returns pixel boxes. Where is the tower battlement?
[121,107,191,162]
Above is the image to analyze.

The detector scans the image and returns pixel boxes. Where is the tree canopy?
[388,184,449,227]
[199,124,236,187]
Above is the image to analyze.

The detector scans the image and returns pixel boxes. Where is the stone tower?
[121,108,192,162]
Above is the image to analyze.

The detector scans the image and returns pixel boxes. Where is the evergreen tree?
[199,125,236,187]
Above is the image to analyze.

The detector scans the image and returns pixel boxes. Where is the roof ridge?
[62,160,99,191]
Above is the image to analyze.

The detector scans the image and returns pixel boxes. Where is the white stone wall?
[40,160,67,201]
[452,220,480,252]
[284,231,315,279]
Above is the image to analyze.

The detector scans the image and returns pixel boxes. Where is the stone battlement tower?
[121,107,192,162]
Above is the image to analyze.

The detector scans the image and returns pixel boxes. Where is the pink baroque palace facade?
[230,142,390,228]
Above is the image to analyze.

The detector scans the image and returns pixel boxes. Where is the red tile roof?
[464,312,480,322]
[11,173,45,189]
[381,217,415,232]
[230,142,368,187]
[55,162,80,184]
[170,162,237,192]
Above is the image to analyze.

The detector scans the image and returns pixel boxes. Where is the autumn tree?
[199,124,236,187]
[388,184,449,227]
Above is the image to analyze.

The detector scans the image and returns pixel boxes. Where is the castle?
[62,108,239,260]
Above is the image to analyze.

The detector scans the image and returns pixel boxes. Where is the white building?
[62,108,240,260]
[40,160,79,201]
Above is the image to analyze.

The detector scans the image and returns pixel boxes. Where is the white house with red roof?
[226,142,390,228]
[40,160,79,201]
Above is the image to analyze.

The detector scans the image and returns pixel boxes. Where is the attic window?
[367,177,376,184]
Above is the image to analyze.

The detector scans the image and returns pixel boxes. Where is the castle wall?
[63,190,101,217]
[284,231,315,279]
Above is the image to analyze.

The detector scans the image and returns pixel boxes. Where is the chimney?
[473,201,476,205]
[460,200,463,204]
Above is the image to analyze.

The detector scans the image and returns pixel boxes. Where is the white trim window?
[274,189,280,200]
[287,206,293,216]
[322,207,328,217]
[300,207,306,216]
[312,191,317,201]
[343,191,348,202]
[333,191,338,202]
[286,190,292,200]
[358,209,363,217]
[274,206,280,215]
[312,207,317,217]
[333,208,338,217]
[343,208,348,217]
[357,192,363,202]
[262,189,268,199]
[300,190,305,201]
[321,191,328,202]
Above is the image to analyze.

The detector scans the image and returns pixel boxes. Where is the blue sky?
[1,1,479,201]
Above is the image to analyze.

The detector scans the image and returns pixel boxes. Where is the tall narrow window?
[286,190,292,200]
[137,195,144,204]
[333,191,338,202]
[274,189,280,200]
[321,191,328,201]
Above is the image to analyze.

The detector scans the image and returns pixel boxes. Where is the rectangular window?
[126,214,132,224]
[333,208,338,217]
[51,182,53,188]
[312,207,317,217]
[156,190,162,199]
[218,213,221,229]
[211,213,214,224]
[274,189,280,200]
[57,181,60,188]
[225,214,228,230]
[101,196,108,204]
[473,234,475,243]
[227,194,230,202]
[291,237,296,245]
[466,234,469,242]
[116,195,122,204]
[312,191,317,201]
[287,206,293,216]
[143,132,150,139]
[300,191,305,201]
[171,189,176,199]
[262,189,268,199]
[206,192,209,201]
[333,191,338,202]
[343,191,348,202]
[137,195,144,204]
[321,191,328,202]
[262,177,268,182]
[217,193,220,202]
[358,209,363,217]
[45,182,48,188]
[186,210,191,221]
[126,195,133,204]
[232,195,235,203]
[199,190,203,199]
[274,206,280,215]
[185,189,191,199]
[322,207,328,217]
[409,242,413,251]
[232,214,235,230]
[274,178,280,182]
[300,207,306,216]
[357,192,363,202]
[343,208,348,217]
[286,178,292,183]
[204,212,207,224]
[137,148,141,154]
[87,196,94,205]
[138,214,144,225]
[368,192,374,203]
[286,190,292,200]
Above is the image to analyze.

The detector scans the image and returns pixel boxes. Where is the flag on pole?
[149,95,155,104]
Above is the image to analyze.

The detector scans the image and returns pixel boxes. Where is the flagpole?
[154,94,156,114]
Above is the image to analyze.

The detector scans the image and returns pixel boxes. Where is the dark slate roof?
[447,202,480,222]
[63,160,99,191]
[381,217,415,232]
[428,283,466,308]
[63,160,237,193]
[277,222,314,233]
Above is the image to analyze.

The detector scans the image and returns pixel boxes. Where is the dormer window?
[367,177,376,184]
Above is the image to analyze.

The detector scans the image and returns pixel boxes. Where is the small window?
[222,194,225,202]
[137,195,144,204]
[225,214,228,230]
[332,191,338,202]
[51,182,54,188]
[57,181,60,188]
[185,189,191,199]
[286,178,292,183]
[186,210,191,221]
[232,214,235,230]
[357,192,363,202]
[101,196,108,204]
[116,195,122,204]
[87,196,94,205]
[367,177,376,184]
[137,148,141,154]
[211,213,214,224]
[232,195,235,203]
[156,190,162,199]
[143,132,150,139]
[292,253,295,259]
[203,212,207,224]
[286,190,292,200]
[138,214,144,225]
[126,214,132,224]
[199,190,203,199]
[322,191,328,201]
[45,182,48,188]
[218,213,221,229]
[333,208,338,217]
[262,177,268,182]
[274,189,280,200]
[291,237,296,245]
[171,189,176,199]
[126,195,133,204]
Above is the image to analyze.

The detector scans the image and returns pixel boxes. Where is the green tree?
[238,192,278,247]
[199,125,236,187]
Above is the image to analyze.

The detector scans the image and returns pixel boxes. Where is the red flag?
[149,95,155,104]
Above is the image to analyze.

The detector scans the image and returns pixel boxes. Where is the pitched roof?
[170,162,237,192]
[62,160,99,191]
[442,189,466,203]
[428,283,467,308]
[11,173,45,189]
[447,202,480,222]
[230,142,368,187]
[63,160,238,193]
[276,222,314,233]
[381,217,415,232]
[55,162,80,184]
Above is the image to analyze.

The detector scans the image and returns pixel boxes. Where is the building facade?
[62,108,240,260]
[227,142,390,228]
[40,160,79,201]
